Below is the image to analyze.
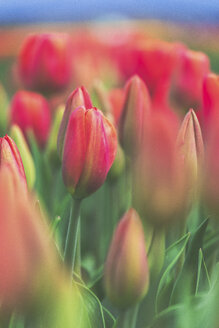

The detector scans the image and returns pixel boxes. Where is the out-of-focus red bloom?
[18,33,72,93]
[202,73,219,132]
[60,106,117,199]
[175,49,210,108]
[10,90,51,148]
[0,165,58,310]
[119,75,151,157]
[108,88,125,126]
[0,135,27,187]
[177,109,204,201]
[133,112,186,225]
[57,86,92,157]
[104,208,149,309]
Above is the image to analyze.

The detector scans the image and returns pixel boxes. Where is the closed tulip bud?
[10,125,35,189]
[0,165,58,310]
[104,208,149,309]
[133,112,186,225]
[177,109,204,200]
[108,88,125,126]
[10,90,51,148]
[119,75,151,157]
[18,33,72,93]
[57,86,92,157]
[0,135,27,187]
[61,106,117,199]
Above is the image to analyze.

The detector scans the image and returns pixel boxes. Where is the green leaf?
[155,233,190,313]
[195,249,211,295]
[74,281,107,328]
[170,219,209,305]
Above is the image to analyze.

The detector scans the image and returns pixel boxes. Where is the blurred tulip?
[0,134,27,187]
[0,165,58,310]
[202,73,219,133]
[18,33,72,93]
[203,115,219,217]
[10,124,36,189]
[119,75,151,157]
[133,112,186,225]
[175,49,209,109]
[108,88,125,126]
[104,208,149,309]
[177,109,204,201]
[57,86,92,157]
[10,90,51,148]
[60,106,117,199]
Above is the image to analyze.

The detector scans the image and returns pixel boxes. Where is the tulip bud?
[104,208,149,309]
[0,165,58,310]
[57,86,92,157]
[61,106,117,199]
[10,124,35,189]
[177,109,204,201]
[18,33,72,93]
[132,112,186,225]
[0,134,27,187]
[119,75,151,157]
[10,90,51,148]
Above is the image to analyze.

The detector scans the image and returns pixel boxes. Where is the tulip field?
[1,21,219,327]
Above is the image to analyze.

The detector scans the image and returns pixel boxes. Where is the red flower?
[10,90,51,148]
[18,33,72,93]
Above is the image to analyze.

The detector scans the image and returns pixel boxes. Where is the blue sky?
[0,0,219,24]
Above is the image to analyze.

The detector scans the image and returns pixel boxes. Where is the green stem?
[64,198,81,275]
[116,305,140,328]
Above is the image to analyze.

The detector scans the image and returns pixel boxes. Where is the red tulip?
[175,49,209,108]
[57,86,92,157]
[0,165,58,310]
[10,90,51,148]
[18,33,72,93]
[119,75,151,157]
[132,112,186,225]
[104,208,149,309]
[60,106,117,199]
[0,135,27,187]
[108,88,125,126]
[202,73,219,132]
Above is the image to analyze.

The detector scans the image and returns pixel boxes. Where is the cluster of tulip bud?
[0,28,219,327]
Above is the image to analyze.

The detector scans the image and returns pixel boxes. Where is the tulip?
[202,73,219,132]
[119,75,151,157]
[203,115,219,217]
[175,49,209,108]
[177,109,204,202]
[108,88,125,126]
[0,134,27,187]
[104,208,149,309]
[132,112,186,225]
[10,125,36,189]
[0,165,58,310]
[18,33,72,93]
[10,90,51,148]
[60,106,117,199]
[0,83,9,134]
[57,86,92,157]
